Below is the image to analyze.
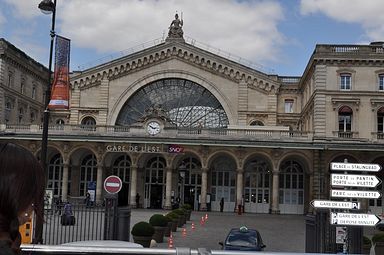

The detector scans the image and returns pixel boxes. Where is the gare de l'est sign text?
[106,144,184,153]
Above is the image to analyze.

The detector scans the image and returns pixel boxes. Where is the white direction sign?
[330,212,380,226]
[311,200,360,210]
[331,174,381,188]
[331,189,381,199]
[330,162,381,172]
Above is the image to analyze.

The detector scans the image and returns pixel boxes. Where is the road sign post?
[104,175,123,194]
[311,200,360,210]
[330,212,380,226]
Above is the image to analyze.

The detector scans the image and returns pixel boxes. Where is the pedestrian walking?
[220,197,224,212]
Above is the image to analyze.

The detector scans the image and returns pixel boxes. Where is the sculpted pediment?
[71,41,280,94]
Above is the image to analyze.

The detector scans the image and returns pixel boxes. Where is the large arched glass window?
[116,78,229,128]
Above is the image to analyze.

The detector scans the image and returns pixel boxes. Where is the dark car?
[219,226,266,251]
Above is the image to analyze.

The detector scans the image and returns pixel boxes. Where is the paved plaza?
[130,209,307,252]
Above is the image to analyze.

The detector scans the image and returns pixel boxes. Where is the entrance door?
[150,184,163,209]
[118,183,129,206]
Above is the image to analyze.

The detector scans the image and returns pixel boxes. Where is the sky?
[0,0,383,76]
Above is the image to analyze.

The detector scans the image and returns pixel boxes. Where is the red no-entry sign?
[104,175,122,194]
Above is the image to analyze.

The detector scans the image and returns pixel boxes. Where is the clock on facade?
[146,121,161,135]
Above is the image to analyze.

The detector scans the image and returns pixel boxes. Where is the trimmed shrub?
[167,212,180,219]
[173,208,185,216]
[149,214,168,227]
[131,221,154,236]
[372,233,384,244]
[182,204,192,210]
[164,214,173,223]
[363,236,371,245]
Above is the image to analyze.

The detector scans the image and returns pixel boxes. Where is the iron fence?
[41,203,107,245]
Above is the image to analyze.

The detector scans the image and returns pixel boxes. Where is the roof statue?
[167,13,184,40]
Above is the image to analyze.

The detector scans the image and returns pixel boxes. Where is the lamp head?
[38,0,55,14]
[179,162,187,178]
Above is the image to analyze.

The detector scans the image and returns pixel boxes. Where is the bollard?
[116,206,131,241]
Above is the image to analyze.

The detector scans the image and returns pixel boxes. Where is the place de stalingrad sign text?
[106,144,185,154]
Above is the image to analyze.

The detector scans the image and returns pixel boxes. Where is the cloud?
[58,0,285,67]
[300,0,384,41]
[3,0,42,19]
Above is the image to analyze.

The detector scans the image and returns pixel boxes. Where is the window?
[379,74,384,91]
[30,112,35,122]
[284,99,294,113]
[20,78,25,94]
[340,73,351,90]
[7,71,14,87]
[338,106,352,136]
[250,120,264,126]
[81,116,96,131]
[378,107,384,133]
[56,119,65,125]
[32,86,36,99]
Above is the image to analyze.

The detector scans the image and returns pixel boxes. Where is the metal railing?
[21,245,335,255]
[0,124,311,141]
[42,203,106,245]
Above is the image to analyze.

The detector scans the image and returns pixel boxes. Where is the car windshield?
[225,229,258,247]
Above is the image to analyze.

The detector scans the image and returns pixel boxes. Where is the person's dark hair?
[0,142,45,253]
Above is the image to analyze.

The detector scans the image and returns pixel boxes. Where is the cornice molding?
[71,42,280,94]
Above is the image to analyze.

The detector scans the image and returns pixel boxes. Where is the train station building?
[1,17,384,215]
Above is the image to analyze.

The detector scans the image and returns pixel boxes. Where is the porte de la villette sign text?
[106,144,184,154]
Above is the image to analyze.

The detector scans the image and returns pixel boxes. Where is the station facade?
[1,22,384,215]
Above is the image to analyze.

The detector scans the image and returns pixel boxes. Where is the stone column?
[271,169,280,214]
[164,167,173,209]
[236,169,244,207]
[308,174,314,213]
[96,164,103,204]
[200,168,208,211]
[130,165,138,208]
[61,163,69,202]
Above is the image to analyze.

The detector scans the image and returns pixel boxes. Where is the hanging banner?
[49,35,70,109]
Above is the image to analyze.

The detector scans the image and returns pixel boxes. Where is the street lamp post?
[179,162,187,205]
[35,0,56,244]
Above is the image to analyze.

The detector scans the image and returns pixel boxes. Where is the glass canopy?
[116,78,229,128]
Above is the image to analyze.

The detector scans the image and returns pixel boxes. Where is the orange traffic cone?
[191,222,195,230]
[182,227,187,237]
[168,236,174,248]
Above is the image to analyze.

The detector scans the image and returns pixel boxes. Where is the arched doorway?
[279,160,305,214]
[177,156,202,211]
[243,157,271,213]
[144,156,166,209]
[112,155,131,206]
[80,154,97,197]
[209,155,237,212]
